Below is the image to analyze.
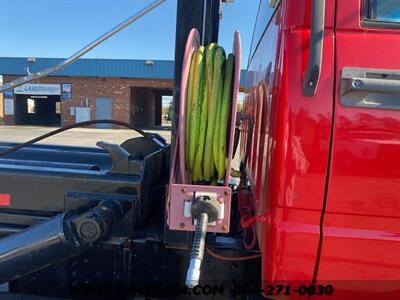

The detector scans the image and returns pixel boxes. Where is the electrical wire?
[205,247,261,261]
[243,223,258,250]
[0,119,155,157]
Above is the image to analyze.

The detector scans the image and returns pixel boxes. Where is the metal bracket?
[96,141,131,174]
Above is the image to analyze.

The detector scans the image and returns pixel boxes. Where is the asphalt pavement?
[0,125,242,170]
[0,125,171,147]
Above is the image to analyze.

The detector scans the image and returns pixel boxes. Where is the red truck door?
[241,0,337,289]
[316,0,400,297]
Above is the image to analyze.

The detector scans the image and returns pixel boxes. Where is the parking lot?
[0,125,241,169]
[0,125,172,147]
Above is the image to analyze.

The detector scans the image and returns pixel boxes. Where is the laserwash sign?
[14,83,61,95]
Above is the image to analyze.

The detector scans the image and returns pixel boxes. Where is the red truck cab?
[241,0,400,298]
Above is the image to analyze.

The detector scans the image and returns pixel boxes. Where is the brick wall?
[0,75,3,119]
[3,75,173,127]
[0,92,3,119]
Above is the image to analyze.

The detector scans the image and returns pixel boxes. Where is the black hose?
[0,119,151,157]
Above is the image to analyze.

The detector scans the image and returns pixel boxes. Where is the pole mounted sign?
[14,84,61,95]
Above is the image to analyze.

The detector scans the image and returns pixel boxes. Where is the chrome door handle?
[349,77,400,93]
[341,67,400,110]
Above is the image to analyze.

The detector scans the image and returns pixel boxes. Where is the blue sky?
[0,0,259,68]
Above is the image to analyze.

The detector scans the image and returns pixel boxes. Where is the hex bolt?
[79,221,99,240]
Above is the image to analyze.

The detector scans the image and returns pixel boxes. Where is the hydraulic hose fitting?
[185,195,219,288]
[186,212,208,288]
